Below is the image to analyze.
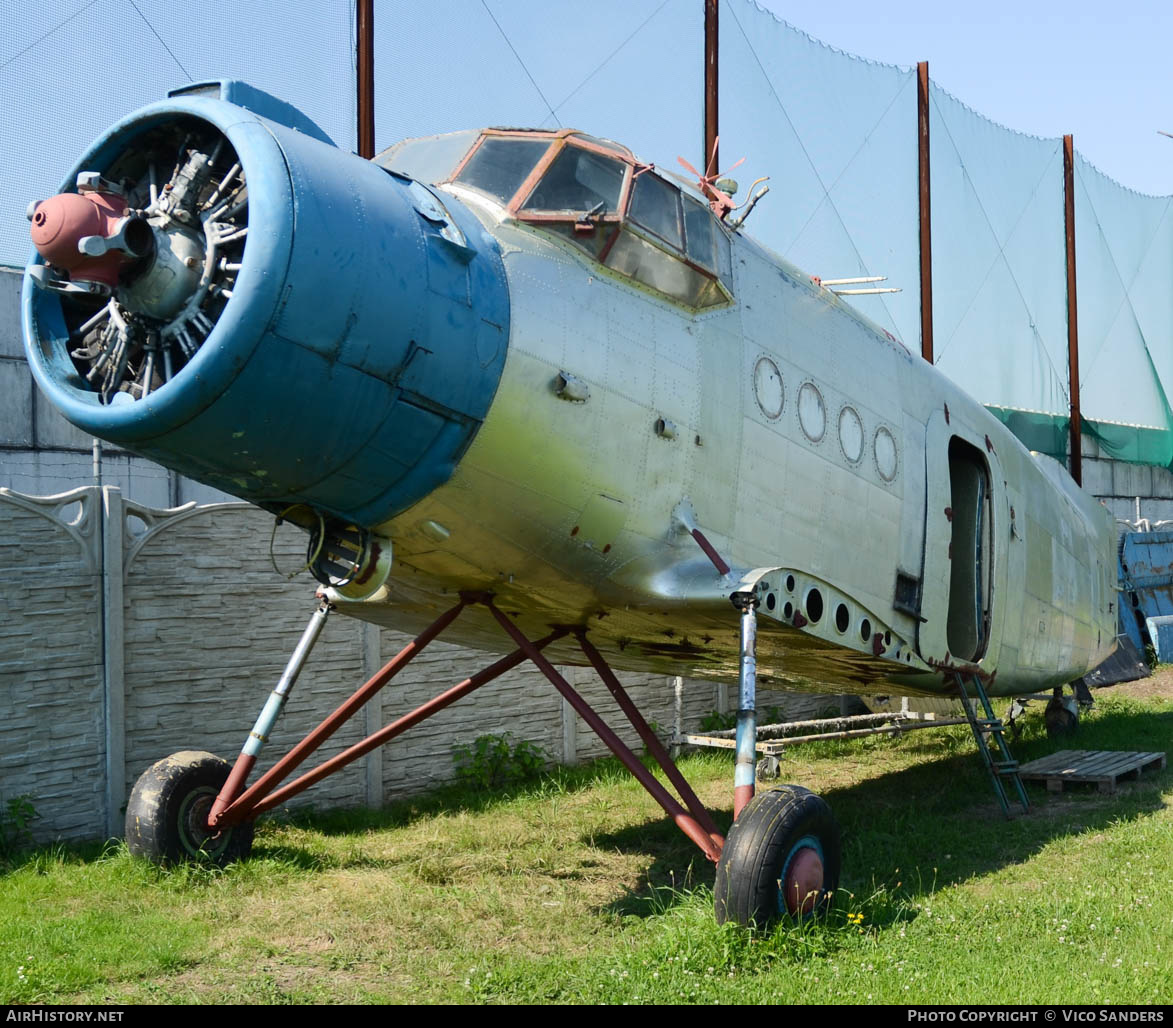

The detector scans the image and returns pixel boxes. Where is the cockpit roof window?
[518,144,625,216]
[453,137,551,204]
[629,171,683,249]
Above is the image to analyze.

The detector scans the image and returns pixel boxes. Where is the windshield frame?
[447,129,633,215]
[513,140,631,225]
[446,128,734,310]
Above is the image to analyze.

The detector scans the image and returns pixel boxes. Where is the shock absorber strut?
[207,598,333,825]
[731,590,759,819]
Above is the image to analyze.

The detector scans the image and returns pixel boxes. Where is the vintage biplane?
[22,82,1117,926]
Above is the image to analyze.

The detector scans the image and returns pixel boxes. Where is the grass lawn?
[2,674,1171,1005]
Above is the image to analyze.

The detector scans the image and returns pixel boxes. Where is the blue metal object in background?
[22,82,509,530]
[1144,616,1173,664]
[1117,531,1173,653]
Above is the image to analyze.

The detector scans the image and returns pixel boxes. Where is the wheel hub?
[780,836,824,916]
[177,786,227,858]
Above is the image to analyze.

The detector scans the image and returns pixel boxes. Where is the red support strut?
[211,598,469,827]
[245,629,567,819]
[487,603,724,863]
[575,630,724,851]
[207,593,725,867]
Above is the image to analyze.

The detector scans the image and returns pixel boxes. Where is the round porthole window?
[798,382,826,442]
[838,406,863,462]
[874,426,898,482]
[753,356,784,420]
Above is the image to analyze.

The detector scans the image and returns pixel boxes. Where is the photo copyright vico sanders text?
[908,1014,1164,1023]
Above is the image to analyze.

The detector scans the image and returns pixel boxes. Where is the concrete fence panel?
[0,487,106,842]
[118,497,375,827]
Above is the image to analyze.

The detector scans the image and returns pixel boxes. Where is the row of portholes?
[762,572,891,649]
[752,356,899,482]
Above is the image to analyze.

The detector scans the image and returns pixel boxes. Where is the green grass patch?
[2,680,1171,1004]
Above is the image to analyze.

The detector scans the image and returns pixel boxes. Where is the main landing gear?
[1005,681,1092,740]
[714,786,840,926]
[124,589,841,926]
[125,751,254,865]
[712,593,841,926]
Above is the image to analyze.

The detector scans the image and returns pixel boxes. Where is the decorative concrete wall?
[0,489,106,840]
[0,267,232,507]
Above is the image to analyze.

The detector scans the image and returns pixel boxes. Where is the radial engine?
[24,81,510,596]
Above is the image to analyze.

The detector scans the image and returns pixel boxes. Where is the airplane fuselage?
[336,139,1116,698]
[22,88,1117,700]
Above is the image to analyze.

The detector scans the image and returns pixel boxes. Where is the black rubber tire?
[714,786,841,928]
[756,755,782,781]
[125,750,254,866]
[1044,696,1079,738]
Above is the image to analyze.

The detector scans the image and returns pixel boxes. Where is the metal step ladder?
[952,671,1030,817]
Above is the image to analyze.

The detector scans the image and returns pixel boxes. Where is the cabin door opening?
[946,437,992,663]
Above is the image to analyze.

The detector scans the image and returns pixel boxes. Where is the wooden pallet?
[1018,750,1167,794]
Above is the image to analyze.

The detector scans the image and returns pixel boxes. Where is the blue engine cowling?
[23,81,509,530]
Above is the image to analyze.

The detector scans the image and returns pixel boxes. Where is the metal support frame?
[356,0,375,159]
[704,0,718,176]
[690,527,731,577]
[576,631,722,844]
[682,710,969,755]
[917,60,934,365]
[209,600,334,824]
[248,627,568,818]
[204,593,725,863]
[210,596,470,827]
[488,604,724,861]
[1063,133,1082,486]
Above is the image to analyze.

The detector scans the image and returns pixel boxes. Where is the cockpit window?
[682,195,715,271]
[519,145,625,214]
[448,129,733,311]
[629,172,682,249]
[455,137,550,204]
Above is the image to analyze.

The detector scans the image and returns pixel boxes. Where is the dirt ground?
[1107,663,1173,702]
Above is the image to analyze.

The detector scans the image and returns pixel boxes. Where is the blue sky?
[4,1,1169,429]
[3,0,1171,269]
[762,0,1173,196]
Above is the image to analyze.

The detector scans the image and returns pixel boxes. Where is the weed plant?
[0,796,38,860]
[452,733,547,790]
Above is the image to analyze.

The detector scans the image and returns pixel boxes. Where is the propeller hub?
[30,190,132,288]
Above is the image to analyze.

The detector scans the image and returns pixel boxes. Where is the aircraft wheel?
[756,755,782,781]
[125,751,254,866]
[714,785,840,928]
[1044,693,1079,738]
